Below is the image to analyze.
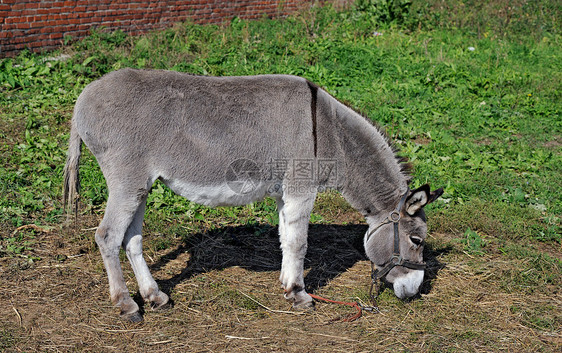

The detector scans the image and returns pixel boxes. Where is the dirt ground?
[1,212,560,352]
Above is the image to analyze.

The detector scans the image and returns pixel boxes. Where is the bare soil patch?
[543,136,562,149]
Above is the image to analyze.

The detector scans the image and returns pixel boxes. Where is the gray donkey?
[63,68,442,322]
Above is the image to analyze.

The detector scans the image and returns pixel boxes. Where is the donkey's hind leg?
[277,192,316,309]
[95,191,145,322]
[123,197,169,311]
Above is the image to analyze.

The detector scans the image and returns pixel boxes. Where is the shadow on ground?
[150,223,449,298]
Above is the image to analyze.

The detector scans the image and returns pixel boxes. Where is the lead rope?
[308,290,381,322]
[308,293,363,322]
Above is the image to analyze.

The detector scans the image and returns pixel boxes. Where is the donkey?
[63,68,442,322]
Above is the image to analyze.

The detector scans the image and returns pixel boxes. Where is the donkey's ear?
[405,185,444,215]
[405,184,431,215]
[428,187,444,205]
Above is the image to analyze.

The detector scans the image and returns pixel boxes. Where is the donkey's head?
[364,184,443,299]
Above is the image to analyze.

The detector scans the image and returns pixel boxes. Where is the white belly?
[162,178,277,207]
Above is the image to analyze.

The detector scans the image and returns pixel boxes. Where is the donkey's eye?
[410,236,423,246]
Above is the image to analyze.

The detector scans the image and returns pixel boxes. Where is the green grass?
[0,0,560,306]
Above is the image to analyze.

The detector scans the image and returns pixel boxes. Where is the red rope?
[308,293,363,322]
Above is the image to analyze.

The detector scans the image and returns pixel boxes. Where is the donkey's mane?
[311,81,412,184]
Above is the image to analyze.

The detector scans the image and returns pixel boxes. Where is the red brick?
[3,17,19,24]
[11,3,25,10]
[16,22,32,29]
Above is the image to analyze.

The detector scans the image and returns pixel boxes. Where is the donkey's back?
[75,68,315,165]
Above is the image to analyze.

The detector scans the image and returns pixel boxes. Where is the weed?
[0,328,18,350]
[460,228,487,255]
[355,0,414,26]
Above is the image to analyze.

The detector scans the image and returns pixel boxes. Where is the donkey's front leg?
[277,193,316,309]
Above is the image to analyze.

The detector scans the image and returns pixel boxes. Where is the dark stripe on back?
[307,80,318,157]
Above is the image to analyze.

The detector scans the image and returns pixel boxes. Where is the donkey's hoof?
[149,291,170,311]
[121,311,143,323]
[152,301,172,311]
[286,290,315,311]
[293,299,315,311]
[151,299,172,312]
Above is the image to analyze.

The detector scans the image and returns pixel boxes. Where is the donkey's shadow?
[151,223,449,297]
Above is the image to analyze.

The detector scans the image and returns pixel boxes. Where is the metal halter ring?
[390,254,403,266]
[389,210,401,223]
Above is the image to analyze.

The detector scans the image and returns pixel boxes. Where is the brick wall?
[0,0,321,57]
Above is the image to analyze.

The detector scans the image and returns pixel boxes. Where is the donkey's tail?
[62,120,82,216]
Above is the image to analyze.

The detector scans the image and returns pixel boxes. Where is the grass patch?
[0,327,20,351]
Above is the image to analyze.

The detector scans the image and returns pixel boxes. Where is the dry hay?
[0,217,560,352]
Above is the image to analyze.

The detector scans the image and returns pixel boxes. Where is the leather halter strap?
[367,190,426,284]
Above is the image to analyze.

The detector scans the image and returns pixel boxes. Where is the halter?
[366,190,426,307]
